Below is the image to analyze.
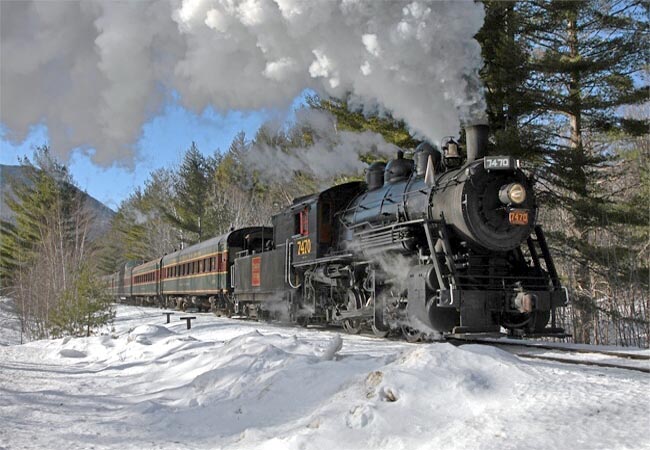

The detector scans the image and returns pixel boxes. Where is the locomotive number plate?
[509,209,529,225]
[484,156,515,170]
[296,238,312,256]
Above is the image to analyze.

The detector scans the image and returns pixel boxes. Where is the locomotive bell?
[445,141,459,158]
[441,137,462,168]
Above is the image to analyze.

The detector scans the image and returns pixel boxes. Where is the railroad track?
[512,353,650,374]
[453,338,650,374]
[128,304,650,374]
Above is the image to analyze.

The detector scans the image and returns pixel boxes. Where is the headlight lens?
[499,183,527,205]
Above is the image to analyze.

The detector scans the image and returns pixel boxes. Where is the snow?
[0,300,649,450]
[0,297,23,346]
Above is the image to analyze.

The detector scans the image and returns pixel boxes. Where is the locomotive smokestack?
[465,124,489,162]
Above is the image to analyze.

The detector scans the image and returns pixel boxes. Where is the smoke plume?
[245,109,400,183]
[1,0,486,166]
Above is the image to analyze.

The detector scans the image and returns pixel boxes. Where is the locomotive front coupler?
[512,291,538,314]
[509,282,538,314]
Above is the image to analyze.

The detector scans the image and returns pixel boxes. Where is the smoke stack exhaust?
[465,124,489,162]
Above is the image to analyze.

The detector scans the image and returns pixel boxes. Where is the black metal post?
[180,316,196,329]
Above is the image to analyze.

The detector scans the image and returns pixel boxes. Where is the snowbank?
[0,305,648,450]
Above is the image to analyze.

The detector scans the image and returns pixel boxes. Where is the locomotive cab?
[242,228,273,254]
[273,182,366,263]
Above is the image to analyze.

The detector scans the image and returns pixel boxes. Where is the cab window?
[295,208,309,236]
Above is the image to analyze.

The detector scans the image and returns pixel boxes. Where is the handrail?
[284,239,290,283]
[285,239,302,289]
[345,218,426,232]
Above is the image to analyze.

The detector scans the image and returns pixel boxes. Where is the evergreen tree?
[476,1,545,161]
[98,168,181,272]
[477,0,649,343]
[209,132,258,231]
[50,264,115,338]
[522,0,648,343]
[307,96,419,149]
[519,0,648,204]
[162,142,216,245]
[1,147,113,339]
[1,147,73,284]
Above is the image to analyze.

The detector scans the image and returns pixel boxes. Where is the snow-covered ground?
[0,299,648,450]
[0,297,23,347]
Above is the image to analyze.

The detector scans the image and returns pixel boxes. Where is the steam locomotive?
[106,125,568,340]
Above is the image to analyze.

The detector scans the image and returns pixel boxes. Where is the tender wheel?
[371,324,390,338]
[401,325,423,342]
[343,319,362,334]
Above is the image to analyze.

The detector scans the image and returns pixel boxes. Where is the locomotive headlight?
[499,183,527,205]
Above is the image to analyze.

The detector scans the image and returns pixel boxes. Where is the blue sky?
[0,93,308,211]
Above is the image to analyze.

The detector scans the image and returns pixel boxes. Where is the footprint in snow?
[346,405,373,429]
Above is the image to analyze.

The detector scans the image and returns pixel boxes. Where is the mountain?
[0,164,115,240]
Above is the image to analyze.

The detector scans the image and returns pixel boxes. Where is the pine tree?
[161,142,216,245]
[306,96,419,149]
[524,0,647,343]
[1,147,113,339]
[1,148,72,285]
[98,167,182,273]
[477,0,649,344]
[476,1,546,161]
[519,0,648,203]
[50,264,115,338]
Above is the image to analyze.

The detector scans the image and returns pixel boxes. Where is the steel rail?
[513,353,650,374]
[451,338,650,361]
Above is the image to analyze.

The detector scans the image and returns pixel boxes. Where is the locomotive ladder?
[423,219,457,293]
[526,225,565,331]
[526,226,561,289]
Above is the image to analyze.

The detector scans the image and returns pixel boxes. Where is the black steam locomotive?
[107,125,567,340]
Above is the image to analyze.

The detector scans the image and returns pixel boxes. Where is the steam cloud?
[245,109,400,183]
[1,0,486,167]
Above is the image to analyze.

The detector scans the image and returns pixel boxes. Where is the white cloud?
[0,0,486,167]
